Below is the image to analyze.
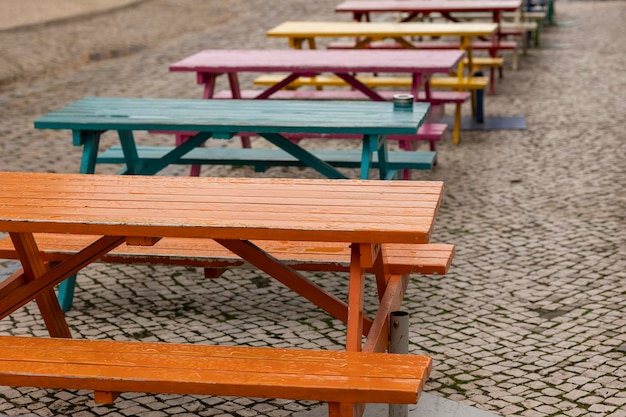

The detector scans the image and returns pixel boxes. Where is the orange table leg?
[9,232,71,338]
[346,243,367,352]
[0,234,126,333]
[215,239,373,333]
[363,243,408,353]
[362,274,407,353]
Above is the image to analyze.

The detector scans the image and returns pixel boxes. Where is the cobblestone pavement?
[0,0,143,32]
[0,1,625,416]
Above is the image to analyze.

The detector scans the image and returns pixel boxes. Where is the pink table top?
[336,0,522,14]
[170,49,465,75]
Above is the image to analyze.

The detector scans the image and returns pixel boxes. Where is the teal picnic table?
[34,97,433,181]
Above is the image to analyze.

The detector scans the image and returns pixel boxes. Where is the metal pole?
[389,311,409,417]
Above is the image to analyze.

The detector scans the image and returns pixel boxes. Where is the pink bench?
[212,89,469,147]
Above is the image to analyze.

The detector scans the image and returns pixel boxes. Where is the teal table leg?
[259,132,348,179]
[73,130,103,174]
[547,0,555,25]
[58,131,103,312]
[137,131,213,175]
[360,134,377,179]
[118,130,142,174]
[374,134,391,180]
[57,274,77,312]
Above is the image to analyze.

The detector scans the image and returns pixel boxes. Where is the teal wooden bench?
[34,97,435,180]
[96,145,436,174]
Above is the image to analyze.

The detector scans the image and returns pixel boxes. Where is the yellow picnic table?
[266,21,500,136]
[267,21,497,62]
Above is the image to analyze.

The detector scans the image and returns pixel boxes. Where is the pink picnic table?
[169,48,464,102]
[168,48,464,177]
[335,0,522,27]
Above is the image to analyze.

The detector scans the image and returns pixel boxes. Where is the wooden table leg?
[214,239,372,332]
[217,239,380,417]
[8,232,71,338]
[0,234,126,335]
[334,72,385,101]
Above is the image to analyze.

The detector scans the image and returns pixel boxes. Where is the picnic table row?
[0,0,555,415]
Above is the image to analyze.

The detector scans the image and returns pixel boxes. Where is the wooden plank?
[0,236,126,320]
[8,233,71,338]
[430,77,490,90]
[346,244,366,352]
[254,74,493,89]
[0,235,455,275]
[169,49,465,75]
[326,40,517,51]
[0,173,442,244]
[0,337,430,369]
[363,275,407,353]
[260,123,448,142]
[214,238,373,335]
[266,21,498,39]
[0,336,431,404]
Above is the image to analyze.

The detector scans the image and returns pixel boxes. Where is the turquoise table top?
[35,97,430,136]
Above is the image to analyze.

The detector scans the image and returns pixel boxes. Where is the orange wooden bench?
[0,234,455,311]
[0,335,431,415]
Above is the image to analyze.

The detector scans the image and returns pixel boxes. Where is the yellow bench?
[254,74,488,89]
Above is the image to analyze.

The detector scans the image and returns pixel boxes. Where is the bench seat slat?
[0,340,430,377]
[326,40,518,50]
[430,76,490,90]
[253,74,489,91]
[0,336,431,404]
[0,234,455,275]
[96,145,437,171]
